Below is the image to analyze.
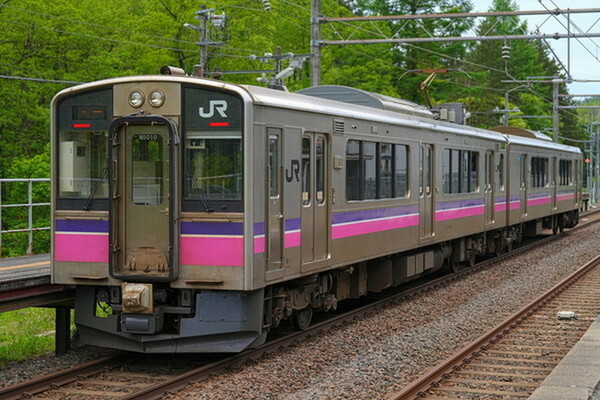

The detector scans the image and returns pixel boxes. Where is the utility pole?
[184,6,228,78]
[310,0,321,86]
[552,79,560,142]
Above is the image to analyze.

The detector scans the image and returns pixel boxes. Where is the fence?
[0,178,51,257]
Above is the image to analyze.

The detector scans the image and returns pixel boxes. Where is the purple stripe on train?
[55,219,108,233]
[181,221,243,235]
[435,199,485,221]
[332,205,419,224]
[332,205,419,239]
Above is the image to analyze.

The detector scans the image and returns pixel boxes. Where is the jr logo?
[199,100,228,118]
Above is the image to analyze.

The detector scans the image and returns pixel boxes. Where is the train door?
[520,154,528,219]
[109,118,178,281]
[266,129,283,272]
[419,144,434,241]
[484,150,495,226]
[301,133,330,267]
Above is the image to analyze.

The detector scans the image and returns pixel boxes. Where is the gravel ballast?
[2,220,600,399]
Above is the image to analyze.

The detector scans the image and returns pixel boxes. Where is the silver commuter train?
[51,74,581,353]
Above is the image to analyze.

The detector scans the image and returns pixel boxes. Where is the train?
[51,70,582,353]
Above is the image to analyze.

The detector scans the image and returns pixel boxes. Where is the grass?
[0,308,74,368]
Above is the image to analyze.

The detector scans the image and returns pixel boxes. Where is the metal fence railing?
[0,178,51,257]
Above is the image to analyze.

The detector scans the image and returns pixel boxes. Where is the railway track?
[2,211,600,399]
[387,252,600,400]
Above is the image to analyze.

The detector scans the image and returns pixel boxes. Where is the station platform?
[0,254,50,291]
[529,315,600,400]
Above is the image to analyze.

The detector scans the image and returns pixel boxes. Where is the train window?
[316,138,325,204]
[559,159,573,186]
[379,143,393,198]
[442,149,478,194]
[531,157,549,188]
[57,131,109,200]
[269,135,279,197]
[346,140,361,200]
[183,87,243,211]
[131,134,164,206]
[182,87,244,212]
[394,145,408,198]
[347,140,409,201]
[302,137,311,206]
[55,89,112,210]
[363,142,377,200]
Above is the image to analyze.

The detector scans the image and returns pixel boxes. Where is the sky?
[470,0,600,97]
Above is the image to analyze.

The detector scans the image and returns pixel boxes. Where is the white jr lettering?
[199,100,228,118]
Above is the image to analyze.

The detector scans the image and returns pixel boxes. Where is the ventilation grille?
[333,119,345,134]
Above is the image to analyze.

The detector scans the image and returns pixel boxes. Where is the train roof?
[53,75,581,155]
[296,85,434,119]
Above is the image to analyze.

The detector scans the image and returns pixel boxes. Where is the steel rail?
[0,355,129,400]
[118,216,600,399]
[3,210,600,399]
[386,254,600,400]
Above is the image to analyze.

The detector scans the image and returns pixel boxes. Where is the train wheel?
[466,248,476,268]
[291,307,313,331]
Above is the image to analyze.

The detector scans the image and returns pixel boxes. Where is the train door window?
[521,155,527,189]
[302,137,311,206]
[442,149,450,194]
[346,140,360,201]
[316,138,325,204]
[419,146,424,196]
[425,145,432,195]
[131,134,163,206]
[379,143,393,198]
[470,151,478,192]
[269,135,279,197]
[363,142,377,199]
[498,154,505,190]
[394,144,408,197]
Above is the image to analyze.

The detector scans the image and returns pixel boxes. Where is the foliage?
[0,0,590,257]
[0,308,74,367]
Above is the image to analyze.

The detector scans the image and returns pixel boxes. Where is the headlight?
[128,90,145,108]
[149,90,166,107]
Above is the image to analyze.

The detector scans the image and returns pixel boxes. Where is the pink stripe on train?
[435,205,485,222]
[180,236,244,266]
[54,233,109,263]
[332,214,419,239]
[527,196,551,206]
[557,193,575,202]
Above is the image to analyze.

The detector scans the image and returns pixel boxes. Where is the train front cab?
[51,78,268,353]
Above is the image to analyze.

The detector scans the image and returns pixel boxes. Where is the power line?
[0,75,82,84]
[0,18,197,53]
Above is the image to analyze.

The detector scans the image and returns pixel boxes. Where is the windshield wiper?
[83,167,108,211]
[190,176,213,212]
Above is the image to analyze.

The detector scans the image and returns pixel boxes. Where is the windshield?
[183,87,243,212]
